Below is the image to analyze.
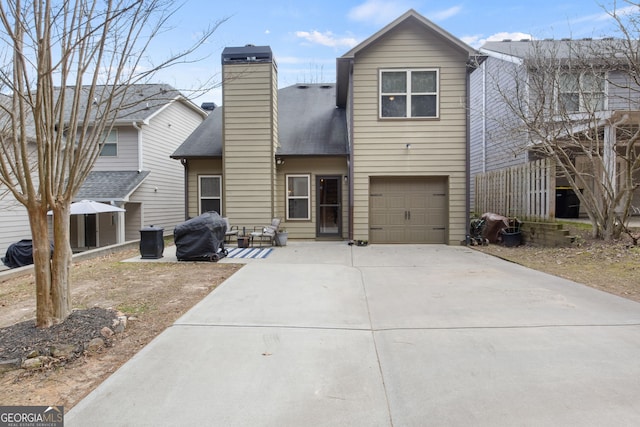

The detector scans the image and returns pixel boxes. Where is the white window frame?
[379,69,439,119]
[286,174,310,220]
[198,175,222,215]
[557,71,607,113]
[99,129,118,157]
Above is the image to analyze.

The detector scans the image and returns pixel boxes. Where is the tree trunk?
[51,204,72,323]
[28,207,54,328]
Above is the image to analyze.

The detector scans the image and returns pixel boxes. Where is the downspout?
[181,158,189,220]
[348,59,355,242]
[481,60,486,174]
[132,121,144,172]
[466,63,472,242]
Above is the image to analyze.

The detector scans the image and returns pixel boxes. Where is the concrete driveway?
[67,242,640,426]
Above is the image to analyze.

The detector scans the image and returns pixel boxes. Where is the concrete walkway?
[67,242,640,426]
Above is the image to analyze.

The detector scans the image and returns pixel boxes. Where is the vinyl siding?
[469,56,528,214]
[0,198,32,260]
[608,70,640,110]
[132,101,204,235]
[468,60,484,211]
[350,20,469,244]
[186,158,223,218]
[222,61,278,232]
[92,126,138,171]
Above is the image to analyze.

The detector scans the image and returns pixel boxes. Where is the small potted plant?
[276,228,288,246]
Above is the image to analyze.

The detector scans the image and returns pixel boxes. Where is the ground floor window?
[287,174,310,220]
[199,175,222,215]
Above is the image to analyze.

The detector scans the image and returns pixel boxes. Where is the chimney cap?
[222,45,273,64]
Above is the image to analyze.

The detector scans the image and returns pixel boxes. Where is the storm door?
[317,176,341,237]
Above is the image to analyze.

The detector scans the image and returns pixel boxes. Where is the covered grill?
[174,212,227,262]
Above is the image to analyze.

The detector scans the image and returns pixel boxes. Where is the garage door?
[369,177,448,244]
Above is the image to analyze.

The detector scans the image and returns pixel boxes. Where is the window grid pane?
[100,143,117,156]
[382,95,407,117]
[381,72,406,93]
[411,71,437,93]
[411,95,437,117]
[201,177,221,197]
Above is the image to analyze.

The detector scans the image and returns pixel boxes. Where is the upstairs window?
[286,174,310,220]
[380,69,439,118]
[558,72,606,113]
[199,175,222,215]
[99,129,118,156]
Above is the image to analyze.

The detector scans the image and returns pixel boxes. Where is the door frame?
[316,175,342,238]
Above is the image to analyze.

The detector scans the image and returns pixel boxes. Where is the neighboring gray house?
[470,39,640,218]
[0,84,206,256]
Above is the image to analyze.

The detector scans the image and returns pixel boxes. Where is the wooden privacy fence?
[475,158,555,220]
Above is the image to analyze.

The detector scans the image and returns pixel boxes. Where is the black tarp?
[2,239,54,269]
[174,212,227,261]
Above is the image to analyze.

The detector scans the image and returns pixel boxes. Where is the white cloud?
[430,6,462,21]
[295,30,359,48]
[463,31,533,49]
[348,0,411,26]
[571,4,639,23]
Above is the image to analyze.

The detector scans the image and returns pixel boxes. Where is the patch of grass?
[557,220,593,231]
[117,302,155,316]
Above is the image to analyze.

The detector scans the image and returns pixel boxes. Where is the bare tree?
[481,21,640,240]
[0,0,223,327]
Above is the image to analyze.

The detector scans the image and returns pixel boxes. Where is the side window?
[199,175,222,215]
[286,174,310,220]
[99,129,118,157]
[380,69,439,118]
[558,71,606,112]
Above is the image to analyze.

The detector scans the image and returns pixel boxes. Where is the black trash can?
[140,225,164,259]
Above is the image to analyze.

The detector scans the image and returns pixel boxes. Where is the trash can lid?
[140,225,164,231]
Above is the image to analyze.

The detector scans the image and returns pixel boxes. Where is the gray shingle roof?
[75,170,150,202]
[171,107,222,158]
[56,84,201,124]
[481,38,630,60]
[278,84,347,155]
[171,83,348,159]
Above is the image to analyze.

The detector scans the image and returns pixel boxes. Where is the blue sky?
[151,0,636,105]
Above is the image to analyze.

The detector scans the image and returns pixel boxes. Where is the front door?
[317,176,341,237]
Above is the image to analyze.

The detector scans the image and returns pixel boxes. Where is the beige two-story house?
[172,10,477,244]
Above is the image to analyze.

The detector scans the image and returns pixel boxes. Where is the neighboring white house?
[0,84,207,258]
[470,39,640,218]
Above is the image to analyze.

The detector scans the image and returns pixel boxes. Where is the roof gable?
[341,9,476,60]
[337,9,477,106]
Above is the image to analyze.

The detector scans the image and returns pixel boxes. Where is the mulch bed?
[0,307,119,366]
